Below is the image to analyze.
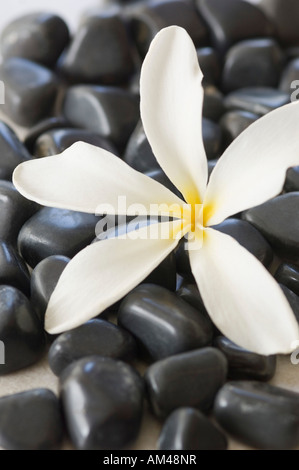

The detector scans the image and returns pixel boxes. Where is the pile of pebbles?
[0,0,298,450]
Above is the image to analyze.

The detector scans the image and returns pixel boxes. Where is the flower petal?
[140,26,208,204]
[204,101,299,226]
[45,220,186,334]
[189,228,299,355]
[13,141,185,217]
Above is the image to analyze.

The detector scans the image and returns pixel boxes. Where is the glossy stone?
[214,336,276,381]
[49,319,138,376]
[63,85,139,151]
[0,181,38,247]
[175,240,194,280]
[145,347,228,418]
[275,263,299,296]
[60,13,134,84]
[0,122,31,180]
[197,47,220,85]
[285,166,299,192]
[34,128,117,158]
[158,407,227,450]
[203,86,225,122]
[0,286,45,374]
[0,13,69,67]
[214,381,299,449]
[243,192,299,262]
[124,121,158,173]
[177,282,206,314]
[0,389,63,450]
[0,57,59,126]
[18,207,100,268]
[279,58,299,94]
[258,0,299,45]
[128,0,207,57]
[220,110,259,147]
[0,242,30,296]
[224,87,290,115]
[280,284,299,323]
[222,39,284,93]
[118,285,213,361]
[145,169,179,196]
[31,255,70,320]
[196,0,273,54]
[60,356,144,449]
[143,253,177,291]
[202,118,222,160]
[23,116,72,153]
[214,218,273,267]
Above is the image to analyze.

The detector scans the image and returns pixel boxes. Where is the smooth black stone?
[0,389,63,450]
[175,239,194,280]
[243,192,299,262]
[220,110,259,147]
[18,207,101,268]
[0,122,31,180]
[222,38,284,93]
[49,319,138,376]
[145,347,228,419]
[280,58,299,94]
[0,180,39,247]
[0,58,58,127]
[30,255,70,320]
[214,218,273,268]
[214,381,299,449]
[124,121,158,173]
[60,13,134,85]
[285,166,299,192]
[23,117,74,153]
[0,286,45,374]
[197,47,220,85]
[177,282,206,314]
[128,0,208,58]
[0,13,69,68]
[60,356,144,450]
[208,159,218,178]
[63,85,139,151]
[258,0,299,46]
[214,336,276,381]
[202,86,225,122]
[158,407,227,450]
[144,253,177,291]
[224,87,290,115]
[280,284,299,324]
[118,284,213,361]
[275,263,299,297]
[145,168,179,196]
[0,242,30,296]
[202,117,222,160]
[34,128,117,158]
[196,0,273,55]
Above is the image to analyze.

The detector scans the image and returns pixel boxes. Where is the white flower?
[13,26,299,355]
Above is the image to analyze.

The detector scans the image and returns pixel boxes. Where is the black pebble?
[23,116,73,153]
[196,0,273,54]
[280,284,299,324]
[197,47,220,85]
[275,263,299,296]
[279,58,299,94]
[18,207,101,268]
[0,57,59,127]
[220,110,259,147]
[243,192,299,262]
[145,347,227,419]
[118,284,213,361]
[60,356,144,450]
[124,121,158,173]
[145,168,179,196]
[222,38,284,93]
[224,87,290,115]
[214,381,299,449]
[158,407,227,450]
[49,318,138,376]
[214,336,276,381]
[285,166,299,192]
[203,86,225,122]
[0,389,63,450]
[63,85,139,151]
[0,286,45,374]
[202,117,223,160]
[0,121,31,180]
[0,242,30,296]
[30,255,70,320]
[258,0,299,46]
[34,128,117,158]
[0,13,69,68]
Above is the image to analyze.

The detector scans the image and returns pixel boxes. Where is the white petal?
[204,101,299,226]
[13,141,185,217]
[189,228,299,355]
[140,26,208,204]
[45,220,187,334]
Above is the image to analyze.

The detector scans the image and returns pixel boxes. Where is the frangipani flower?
[13,26,299,355]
